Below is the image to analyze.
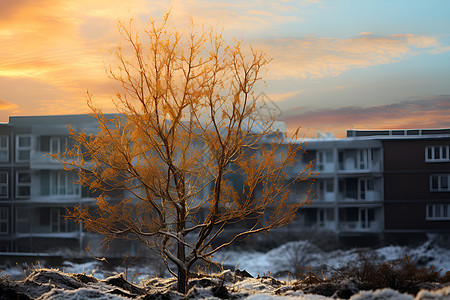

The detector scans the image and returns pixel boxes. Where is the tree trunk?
[177,241,188,294]
[177,187,188,294]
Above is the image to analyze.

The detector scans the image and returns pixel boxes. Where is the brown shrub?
[332,252,443,295]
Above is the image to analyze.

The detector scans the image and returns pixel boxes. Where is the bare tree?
[60,16,313,294]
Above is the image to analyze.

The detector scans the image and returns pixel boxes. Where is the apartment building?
[378,129,450,243]
[284,134,385,246]
[288,129,450,246]
[0,115,105,253]
[0,114,448,253]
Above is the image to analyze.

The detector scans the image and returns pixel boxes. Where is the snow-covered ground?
[0,268,449,299]
[213,239,450,279]
[1,239,449,299]
[3,239,449,281]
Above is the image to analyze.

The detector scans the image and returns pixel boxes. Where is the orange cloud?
[282,96,450,138]
[0,99,18,110]
[259,33,447,80]
[0,0,157,115]
[1,0,447,125]
[266,90,303,102]
[0,0,311,119]
[0,0,323,121]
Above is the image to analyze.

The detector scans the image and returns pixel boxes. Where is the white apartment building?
[0,115,104,252]
[281,135,384,246]
[1,114,448,253]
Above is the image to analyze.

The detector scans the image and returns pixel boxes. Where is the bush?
[332,252,446,295]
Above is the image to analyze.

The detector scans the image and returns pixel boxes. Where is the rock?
[73,273,98,284]
[102,273,145,295]
[235,269,253,278]
[26,269,84,290]
[0,283,31,300]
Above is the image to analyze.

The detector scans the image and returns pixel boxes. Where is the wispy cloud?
[0,0,315,120]
[266,90,303,102]
[259,33,448,80]
[0,99,18,110]
[0,0,449,133]
[165,0,307,33]
[283,96,450,137]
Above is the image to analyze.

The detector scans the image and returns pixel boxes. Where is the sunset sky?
[1,0,449,137]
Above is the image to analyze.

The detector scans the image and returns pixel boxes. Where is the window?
[370,148,381,163]
[39,136,75,160]
[16,135,31,162]
[360,208,375,228]
[425,145,450,162]
[51,137,67,154]
[0,136,8,161]
[16,207,29,233]
[0,207,8,234]
[316,150,334,171]
[430,174,450,192]
[0,172,8,198]
[339,149,369,170]
[16,171,31,198]
[51,171,79,196]
[367,178,375,190]
[359,149,367,169]
[339,208,375,229]
[50,208,76,232]
[427,203,450,220]
[41,171,80,196]
[360,179,366,200]
[49,136,73,160]
[318,179,334,201]
[360,178,375,200]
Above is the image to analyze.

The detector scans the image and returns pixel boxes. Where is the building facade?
[0,114,449,253]
[284,135,385,246]
[0,115,104,253]
[380,130,450,243]
[290,129,450,246]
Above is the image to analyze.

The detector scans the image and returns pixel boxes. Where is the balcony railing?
[338,160,382,173]
[338,220,382,232]
[16,223,78,234]
[337,190,381,201]
[30,151,65,169]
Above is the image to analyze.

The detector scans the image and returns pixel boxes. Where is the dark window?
[40,136,50,152]
[347,208,359,222]
[432,176,439,190]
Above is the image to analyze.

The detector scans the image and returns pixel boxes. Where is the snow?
[350,289,414,300]
[0,239,449,299]
[0,267,448,299]
[213,239,450,278]
[416,285,450,300]
[37,287,127,300]
[245,294,329,299]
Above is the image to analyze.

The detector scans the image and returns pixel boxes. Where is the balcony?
[316,190,335,202]
[314,150,335,174]
[338,189,382,202]
[314,162,334,173]
[15,207,79,235]
[30,151,65,169]
[338,207,382,232]
[338,220,382,232]
[338,177,382,202]
[338,148,382,174]
[287,207,337,232]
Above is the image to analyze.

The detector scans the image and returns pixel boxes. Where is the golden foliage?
[60,14,313,294]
